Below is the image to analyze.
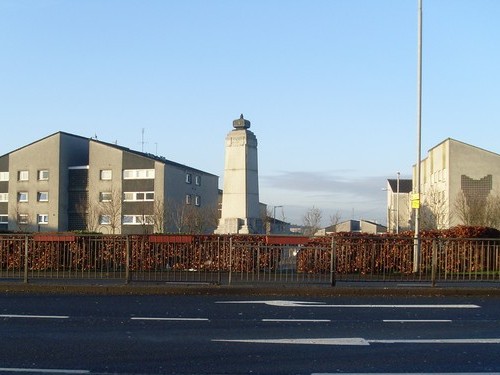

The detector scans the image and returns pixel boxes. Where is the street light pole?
[413,0,423,273]
[396,171,400,234]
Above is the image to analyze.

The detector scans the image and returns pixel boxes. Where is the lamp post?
[413,0,423,273]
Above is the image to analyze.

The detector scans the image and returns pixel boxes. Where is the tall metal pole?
[396,172,400,234]
[413,0,423,273]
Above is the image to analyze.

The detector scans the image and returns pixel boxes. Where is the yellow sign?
[411,193,420,209]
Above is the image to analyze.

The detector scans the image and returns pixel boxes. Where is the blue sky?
[1,0,499,226]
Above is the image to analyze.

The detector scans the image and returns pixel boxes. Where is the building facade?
[319,219,387,235]
[0,132,219,234]
[386,177,412,233]
[413,138,500,229]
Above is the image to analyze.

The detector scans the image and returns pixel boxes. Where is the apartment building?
[413,138,500,229]
[0,132,219,234]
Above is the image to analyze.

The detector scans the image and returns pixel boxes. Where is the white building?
[413,138,500,229]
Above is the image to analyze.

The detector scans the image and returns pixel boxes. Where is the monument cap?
[233,114,251,129]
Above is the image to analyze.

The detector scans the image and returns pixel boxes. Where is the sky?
[1,0,500,226]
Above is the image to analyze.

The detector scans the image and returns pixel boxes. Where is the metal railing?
[0,233,499,285]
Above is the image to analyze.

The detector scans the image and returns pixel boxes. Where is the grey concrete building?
[0,131,219,234]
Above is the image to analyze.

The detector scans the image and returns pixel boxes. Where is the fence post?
[23,235,29,284]
[217,236,221,285]
[228,237,233,286]
[330,237,336,287]
[125,235,131,284]
[431,239,437,287]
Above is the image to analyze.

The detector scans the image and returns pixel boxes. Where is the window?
[99,215,111,225]
[99,192,112,202]
[185,173,192,184]
[0,193,8,202]
[195,195,201,206]
[37,192,49,202]
[122,215,154,225]
[18,192,28,202]
[195,175,201,186]
[0,215,8,224]
[37,214,49,224]
[123,191,155,201]
[18,170,29,181]
[38,170,49,181]
[18,214,29,224]
[185,194,192,205]
[0,172,9,181]
[123,169,155,179]
[100,170,112,180]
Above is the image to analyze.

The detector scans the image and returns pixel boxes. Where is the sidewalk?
[1,279,499,297]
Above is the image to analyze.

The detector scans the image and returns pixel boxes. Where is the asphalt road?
[0,294,499,374]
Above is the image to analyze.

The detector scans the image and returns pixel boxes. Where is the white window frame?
[195,195,201,206]
[100,170,112,180]
[0,172,9,181]
[0,193,8,202]
[123,191,155,202]
[99,215,111,225]
[37,214,49,225]
[122,214,154,225]
[185,194,192,205]
[0,215,8,224]
[18,170,29,181]
[18,214,29,224]
[195,175,201,186]
[38,170,49,181]
[99,192,112,202]
[123,169,155,180]
[185,173,192,184]
[18,192,28,202]
[37,191,49,202]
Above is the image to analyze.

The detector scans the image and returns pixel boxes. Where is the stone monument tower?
[215,114,263,234]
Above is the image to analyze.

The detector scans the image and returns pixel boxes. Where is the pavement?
[1,278,500,297]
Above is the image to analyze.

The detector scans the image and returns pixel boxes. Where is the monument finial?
[233,114,251,129]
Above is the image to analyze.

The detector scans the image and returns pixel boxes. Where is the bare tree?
[420,186,448,230]
[302,206,322,236]
[152,198,167,234]
[98,187,122,234]
[329,210,342,227]
[455,190,500,229]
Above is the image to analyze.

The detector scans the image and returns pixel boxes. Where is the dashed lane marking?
[0,368,89,374]
[131,317,209,321]
[0,314,69,319]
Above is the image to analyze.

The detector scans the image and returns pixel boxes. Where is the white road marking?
[217,300,480,309]
[131,317,209,321]
[383,319,452,323]
[213,338,370,346]
[262,319,331,323]
[213,337,500,346]
[0,314,69,319]
[0,368,89,374]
